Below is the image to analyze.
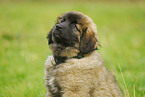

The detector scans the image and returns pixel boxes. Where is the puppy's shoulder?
[84,51,103,61]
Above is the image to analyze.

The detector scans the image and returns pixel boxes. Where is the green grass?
[0,1,145,97]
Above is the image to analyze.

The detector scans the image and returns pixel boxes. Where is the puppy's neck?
[49,43,80,61]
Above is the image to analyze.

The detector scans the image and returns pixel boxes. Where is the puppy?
[44,11,123,97]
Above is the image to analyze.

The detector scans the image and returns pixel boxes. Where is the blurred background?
[0,0,145,97]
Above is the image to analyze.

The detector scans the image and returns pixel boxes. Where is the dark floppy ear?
[47,29,53,44]
[80,27,99,54]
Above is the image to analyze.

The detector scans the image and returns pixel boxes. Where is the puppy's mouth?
[52,27,65,44]
[53,27,61,37]
[53,31,60,37]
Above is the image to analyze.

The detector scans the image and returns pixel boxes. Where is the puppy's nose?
[56,24,63,30]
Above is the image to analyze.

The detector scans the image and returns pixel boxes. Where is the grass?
[0,1,145,97]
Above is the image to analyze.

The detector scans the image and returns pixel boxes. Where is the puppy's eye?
[72,24,81,33]
[61,19,65,22]
[71,24,76,28]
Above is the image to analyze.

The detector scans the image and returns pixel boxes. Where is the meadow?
[0,1,145,97]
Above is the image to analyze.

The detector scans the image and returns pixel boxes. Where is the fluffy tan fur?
[45,11,123,97]
[45,52,123,97]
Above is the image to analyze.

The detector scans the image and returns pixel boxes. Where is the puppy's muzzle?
[53,24,63,37]
[55,24,63,30]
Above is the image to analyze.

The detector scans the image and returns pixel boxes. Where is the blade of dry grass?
[118,64,130,97]
[134,84,135,97]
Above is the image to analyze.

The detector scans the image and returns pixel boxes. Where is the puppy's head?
[47,11,99,57]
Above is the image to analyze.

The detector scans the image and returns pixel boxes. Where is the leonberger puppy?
[45,11,123,97]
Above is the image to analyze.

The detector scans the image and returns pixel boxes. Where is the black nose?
[56,24,63,30]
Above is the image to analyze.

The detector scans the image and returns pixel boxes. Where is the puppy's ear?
[80,27,99,54]
[47,29,53,44]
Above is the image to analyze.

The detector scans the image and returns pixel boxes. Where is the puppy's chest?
[46,57,103,96]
